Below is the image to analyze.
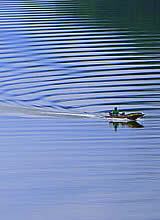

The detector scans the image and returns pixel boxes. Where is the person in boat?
[111,107,120,116]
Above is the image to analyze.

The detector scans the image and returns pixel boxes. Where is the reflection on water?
[0,0,160,220]
[70,0,160,31]
[109,120,144,132]
[0,0,160,114]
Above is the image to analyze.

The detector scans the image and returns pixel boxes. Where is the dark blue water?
[0,1,160,219]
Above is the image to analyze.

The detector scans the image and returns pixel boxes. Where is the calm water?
[0,1,160,219]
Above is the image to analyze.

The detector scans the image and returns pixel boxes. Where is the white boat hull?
[106,117,131,122]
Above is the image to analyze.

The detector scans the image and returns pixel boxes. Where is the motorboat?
[105,112,144,122]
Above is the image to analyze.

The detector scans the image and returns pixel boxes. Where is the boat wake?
[0,104,100,119]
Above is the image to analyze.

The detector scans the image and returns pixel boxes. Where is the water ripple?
[0,0,159,116]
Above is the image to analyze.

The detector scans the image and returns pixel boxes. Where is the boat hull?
[105,112,144,122]
[106,117,131,122]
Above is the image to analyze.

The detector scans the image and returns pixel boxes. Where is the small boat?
[105,112,144,122]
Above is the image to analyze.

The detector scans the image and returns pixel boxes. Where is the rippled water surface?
[0,1,160,219]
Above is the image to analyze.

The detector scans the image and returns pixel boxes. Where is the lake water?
[0,1,160,220]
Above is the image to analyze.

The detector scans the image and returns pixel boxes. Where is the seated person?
[112,107,120,116]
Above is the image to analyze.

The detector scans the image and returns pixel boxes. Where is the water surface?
[0,1,160,219]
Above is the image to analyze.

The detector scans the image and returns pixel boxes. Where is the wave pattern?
[0,0,160,116]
